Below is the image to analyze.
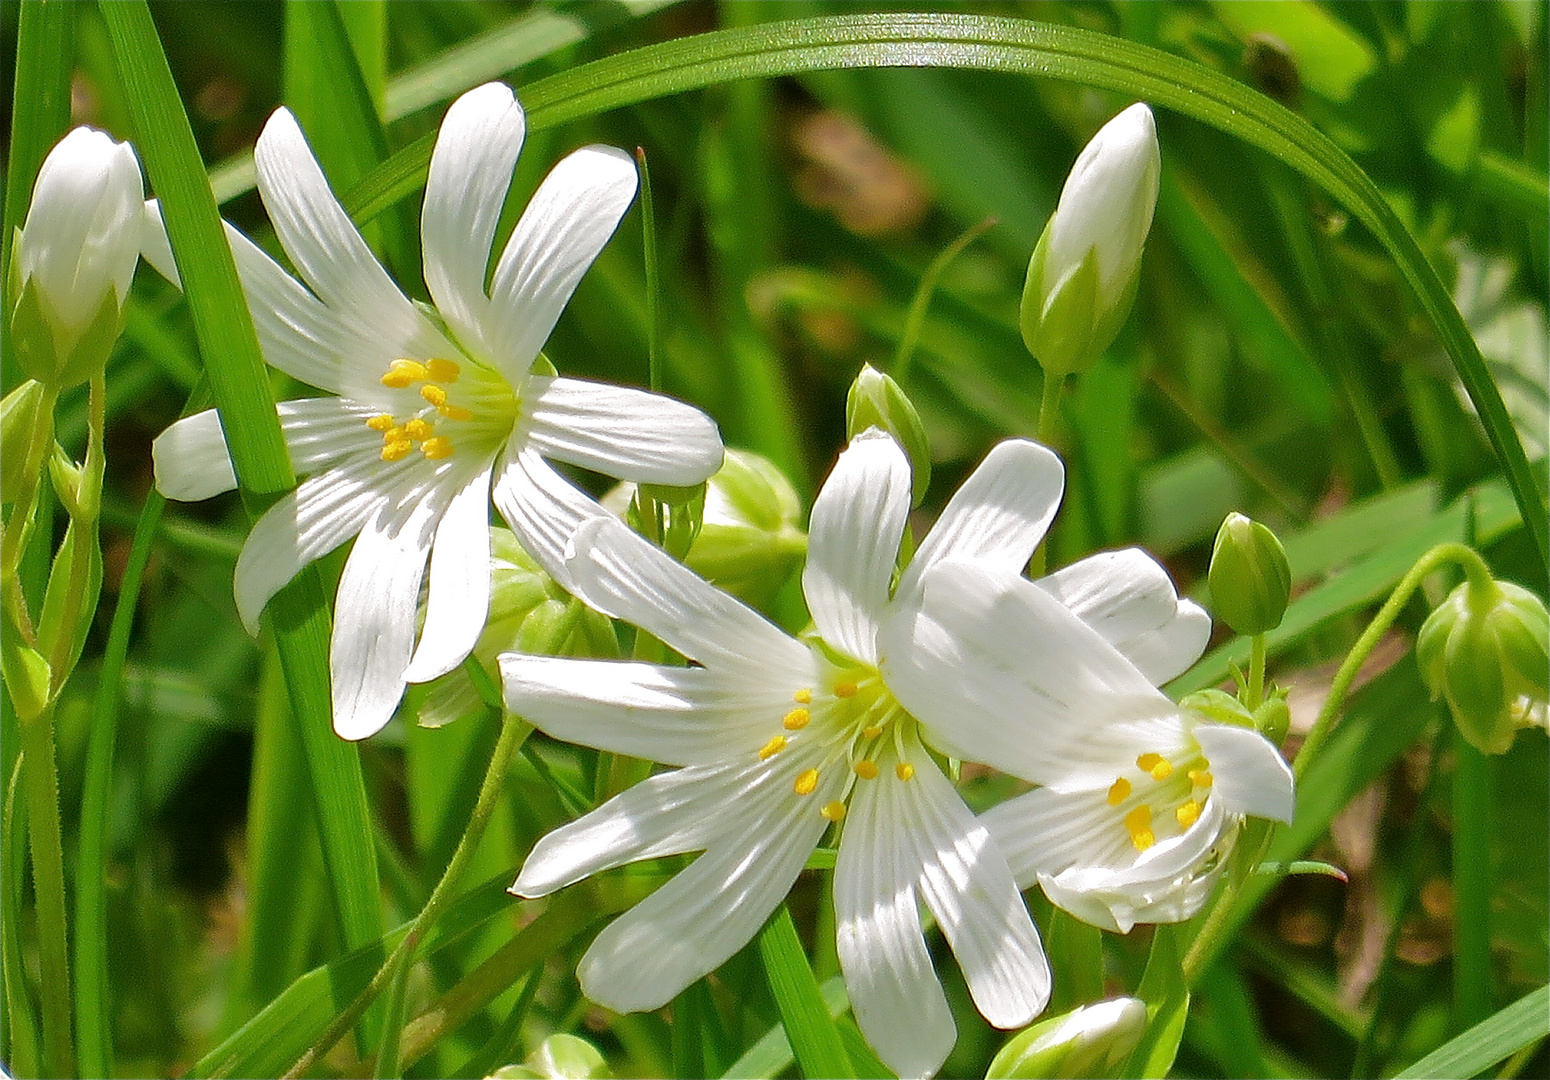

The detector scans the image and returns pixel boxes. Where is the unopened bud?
[11,127,143,386]
[1417,577,1548,754]
[489,1033,610,1079]
[1209,512,1292,635]
[2,381,51,498]
[1021,103,1159,377]
[846,363,930,505]
[987,997,1147,1079]
[628,481,704,561]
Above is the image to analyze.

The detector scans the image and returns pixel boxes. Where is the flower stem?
[1180,876,1239,985]
[1294,541,1491,780]
[21,698,74,1079]
[1029,371,1065,579]
[283,705,531,1080]
[894,216,997,386]
[1246,633,1266,711]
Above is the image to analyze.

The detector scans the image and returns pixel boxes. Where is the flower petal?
[486,145,637,381]
[900,755,1050,1030]
[152,409,237,501]
[981,787,1137,891]
[402,464,494,683]
[571,764,834,1013]
[803,430,912,665]
[490,443,605,591]
[879,560,1181,789]
[1191,723,1295,823]
[500,654,813,766]
[421,83,525,355]
[523,376,723,485]
[566,516,813,675]
[1037,548,1210,685]
[329,497,441,739]
[837,763,957,1079]
[897,438,1064,605]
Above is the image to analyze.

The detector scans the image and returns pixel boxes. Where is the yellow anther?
[793,688,812,704]
[833,681,858,698]
[861,724,885,739]
[381,359,427,387]
[782,708,810,730]
[758,735,787,760]
[437,403,474,422]
[1175,800,1202,829]
[1188,769,1213,788]
[820,801,847,822]
[425,358,461,382]
[1124,805,1155,852]
[420,437,454,460]
[1107,777,1132,806]
[1150,760,1173,780]
[895,762,915,782]
[853,760,878,780]
[366,414,396,431]
[402,418,434,441]
[1137,752,1164,771]
[419,384,449,408]
[381,439,413,462]
[382,426,406,442]
[793,769,819,796]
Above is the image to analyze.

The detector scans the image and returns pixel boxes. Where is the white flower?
[12,126,143,383]
[882,558,1294,935]
[503,432,1207,1078]
[140,83,722,739]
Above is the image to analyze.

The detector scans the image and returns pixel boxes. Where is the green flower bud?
[1209,512,1292,635]
[987,997,1147,1080]
[1,380,52,499]
[1254,687,1292,746]
[846,363,931,505]
[1417,577,1549,754]
[628,481,705,562]
[489,1033,611,1079]
[1021,104,1158,377]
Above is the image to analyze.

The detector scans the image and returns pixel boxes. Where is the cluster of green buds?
[987,997,1147,1079]
[1417,573,1548,754]
[1021,103,1160,380]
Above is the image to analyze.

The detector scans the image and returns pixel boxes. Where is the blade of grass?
[759,905,855,1079]
[1452,732,1495,1032]
[1393,985,1550,1079]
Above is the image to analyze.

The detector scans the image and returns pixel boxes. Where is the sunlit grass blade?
[1393,984,1550,1080]
[759,905,856,1080]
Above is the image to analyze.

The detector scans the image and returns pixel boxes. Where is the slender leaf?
[760,905,856,1079]
[1394,984,1550,1079]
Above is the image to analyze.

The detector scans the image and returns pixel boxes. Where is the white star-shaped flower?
[141,83,722,739]
[502,431,1209,1078]
[884,557,1296,935]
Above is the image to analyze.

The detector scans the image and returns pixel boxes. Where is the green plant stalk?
[3,756,40,1078]
[20,698,73,1079]
[894,215,998,386]
[1247,634,1267,712]
[282,707,532,1080]
[42,373,107,680]
[759,905,855,1080]
[1451,730,1494,1033]
[1027,371,1065,579]
[1295,541,1492,779]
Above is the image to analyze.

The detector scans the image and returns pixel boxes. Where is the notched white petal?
[1192,723,1295,823]
[153,410,237,501]
[523,376,723,485]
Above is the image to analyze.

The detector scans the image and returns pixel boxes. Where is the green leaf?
[1124,924,1190,1079]
[759,905,856,1079]
[1393,984,1549,1079]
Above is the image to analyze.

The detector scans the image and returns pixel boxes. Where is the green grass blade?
[1393,984,1550,1079]
[760,905,856,1079]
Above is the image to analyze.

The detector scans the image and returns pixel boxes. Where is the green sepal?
[629,481,705,561]
[8,259,124,389]
[0,616,52,722]
[530,351,559,378]
[845,363,931,505]
[54,287,125,389]
[1,379,51,499]
[515,597,582,655]
[1021,236,1102,378]
[1253,686,1291,746]
[35,515,103,693]
[1444,612,1513,753]
[1178,687,1256,728]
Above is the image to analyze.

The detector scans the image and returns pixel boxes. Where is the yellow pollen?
[366,414,395,431]
[1137,752,1173,779]
[782,708,810,730]
[381,359,427,387]
[1188,769,1213,788]
[419,384,449,408]
[420,437,454,460]
[1125,805,1155,851]
[793,688,812,704]
[381,439,413,462]
[860,724,885,739]
[402,418,433,440]
[758,735,787,760]
[383,426,406,442]
[1107,777,1132,806]
[820,801,847,822]
[793,769,818,796]
[853,760,878,780]
[437,403,474,422]
[895,762,915,781]
[1175,800,1202,828]
[833,681,858,698]
[425,358,461,382]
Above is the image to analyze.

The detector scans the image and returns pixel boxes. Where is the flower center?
[1106,750,1213,852]
[366,356,514,462]
[755,669,918,824]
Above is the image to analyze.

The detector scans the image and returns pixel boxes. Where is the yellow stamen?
[758,735,787,760]
[860,724,885,739]
[381,359,427,387]
[1137,752,1173,780]
[437,403,474,422]
[793,688,812,704]
[1175,800,1202,828]
[1124,805,1155,851]
[820,801,847,821]
[895,762,915,781]
[782,708,810,730]
[1107,777,1132,806]
[366,414,396,431]
[402,418,433,441]
[419,384,449,408]
[853,760,878,780]
[425,358,461,383]
[793,769,818,796]
[381,439,413,462]
[1188,769,1213,788]
[833,681,858,698]
[420,437,454,460]
[383,426,406,442]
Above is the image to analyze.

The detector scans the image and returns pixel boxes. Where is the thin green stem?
[1247,634,1267,711]
[20,700,73,1079]
[893,216,997,385]
[1180,877,1240,985]
[4,756,40,1079]
[1028,371,1065,579]
[281,708,531,1080]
